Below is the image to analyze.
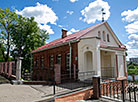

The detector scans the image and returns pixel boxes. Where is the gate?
[53,71,96,96]
[100,79,138,102]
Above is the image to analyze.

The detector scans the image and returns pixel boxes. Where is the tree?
[0,43,5,62]
[127,62,138,81]
[128,68,138,81]
[0,8,18,61]
[0,9,49,74]
[11,15,49,73]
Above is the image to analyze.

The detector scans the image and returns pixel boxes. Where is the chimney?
[62,29,67,38]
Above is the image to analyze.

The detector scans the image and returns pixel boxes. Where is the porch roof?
[100,44,126,51]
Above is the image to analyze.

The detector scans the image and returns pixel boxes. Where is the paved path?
[0,84,44,102]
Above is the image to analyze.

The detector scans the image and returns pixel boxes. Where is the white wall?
[82,24,119,47]
[78,23,126,78]
[116,51,125,77]
[78,37,101,76]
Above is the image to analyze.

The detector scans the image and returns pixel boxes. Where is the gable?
[81,23,121,48]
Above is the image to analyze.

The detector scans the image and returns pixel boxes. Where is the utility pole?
[101,8,106,22]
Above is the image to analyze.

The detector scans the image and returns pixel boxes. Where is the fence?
[54,71,96,96]
[100,79,138,102]
[0,61,16,78]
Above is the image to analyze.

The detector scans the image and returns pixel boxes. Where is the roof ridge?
[32,21,106,53]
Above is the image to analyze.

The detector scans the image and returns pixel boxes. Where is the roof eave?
[32,39,80,54]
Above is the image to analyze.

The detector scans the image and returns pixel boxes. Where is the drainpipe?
[69,42,72,79]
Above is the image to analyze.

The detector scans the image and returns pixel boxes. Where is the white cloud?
[38,24,54,34]
[121,7,138,34]
[67,28,79,35]
[81,0,110,24]
[128,34,138,41]
[67,10,74,15]
[125,34,138,59]
[125,21,138,34]
[79,17,82,20]
[70,0,78,3]
[121,7,138,22]
[121,7,138,59]
[58,25,63,28]
[126,48,138,60]
[15,2,58,34]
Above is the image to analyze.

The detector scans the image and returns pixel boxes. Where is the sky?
[0,0,138,59]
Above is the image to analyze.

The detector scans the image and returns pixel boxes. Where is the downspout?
[69,41,72,79]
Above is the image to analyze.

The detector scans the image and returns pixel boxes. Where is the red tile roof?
[32,22,105,53]
[32,22,126,53]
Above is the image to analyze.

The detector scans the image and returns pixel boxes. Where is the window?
[66,53,70,70]
[57,54,61,65]
[107,34,110,42]
[34,57,38,68]
[49,55,54,69]
[98,31,101,38]
[103,31,106,41]
[40,56,44,69]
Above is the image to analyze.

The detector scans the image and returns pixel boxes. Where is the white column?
[16,57,23,80]
[93,48,101,77]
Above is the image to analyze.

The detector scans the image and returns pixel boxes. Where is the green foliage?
[11,16,49,73]
[128,68,138,75]
[0,8,49,74]
[0,8,18,61]
[127,62,138,81]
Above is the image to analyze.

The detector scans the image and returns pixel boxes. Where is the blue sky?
[0,0,138,59]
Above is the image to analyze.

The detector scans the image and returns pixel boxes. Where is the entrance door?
[102,55,112,78]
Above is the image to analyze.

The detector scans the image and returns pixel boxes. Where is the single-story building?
[32,22,127,82]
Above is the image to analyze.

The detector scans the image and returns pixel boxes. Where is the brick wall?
[55,88,93,102]
[32,42,78,81]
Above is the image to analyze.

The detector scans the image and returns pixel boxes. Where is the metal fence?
[100,79,138,102]
[53,71,96,96]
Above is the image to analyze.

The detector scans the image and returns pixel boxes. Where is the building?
[129,58,138,63]
[32,22,127,82]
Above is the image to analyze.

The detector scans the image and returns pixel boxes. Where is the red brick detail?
[0,61,15,78]
[32,42,78,81]
[54,64,61,84]
[100,79,128,96]
[55,88,93,102]
[93,77,100,99]
[5,62,7,74]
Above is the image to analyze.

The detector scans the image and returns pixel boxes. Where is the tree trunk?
[132,75,135,81]
[0,44,6,61]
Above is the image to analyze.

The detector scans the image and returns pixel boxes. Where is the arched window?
[107,34,110,42]
[98,31,101,39]
[103,31,106,41]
